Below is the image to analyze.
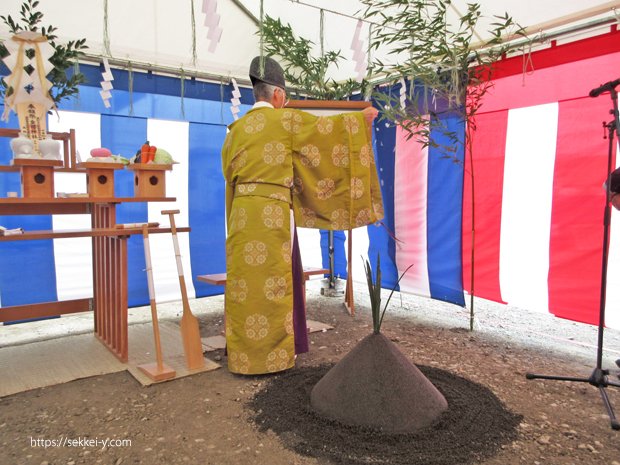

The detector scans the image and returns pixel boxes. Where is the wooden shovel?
[138,225,176,381]
[162,209,206,370]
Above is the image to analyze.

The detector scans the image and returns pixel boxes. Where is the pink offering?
[90,148,112,158]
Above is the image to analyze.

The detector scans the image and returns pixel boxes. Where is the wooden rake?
[138,225,176,381]
[162,209,206,370]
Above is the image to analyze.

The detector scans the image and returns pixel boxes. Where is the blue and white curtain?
[0,65,466,315]
[0,64,254,310]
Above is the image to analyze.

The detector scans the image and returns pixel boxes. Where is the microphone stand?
[526,84,620,430]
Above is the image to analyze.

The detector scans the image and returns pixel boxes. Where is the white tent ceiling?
[0,0,618,83]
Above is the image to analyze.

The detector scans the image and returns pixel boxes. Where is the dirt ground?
[2,281,620,465]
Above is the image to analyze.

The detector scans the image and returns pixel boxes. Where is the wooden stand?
[0,197,185,363]
[137,362,176,382]
[11,158,63,198]
[127,164,172,198]
[77,161,125,197]
[137,225,176,381]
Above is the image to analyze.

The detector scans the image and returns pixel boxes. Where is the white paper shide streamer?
[399,78,406,110]
[202,0,223,53]
[230,78,241,120]
[350,20,367,82]
[100,58,114,108]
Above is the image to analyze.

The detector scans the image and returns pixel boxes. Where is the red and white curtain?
[463,30,620,328]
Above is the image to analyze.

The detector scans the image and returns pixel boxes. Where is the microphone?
[589,78,620,98]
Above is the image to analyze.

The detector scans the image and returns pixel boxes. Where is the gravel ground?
[1,280,620,465]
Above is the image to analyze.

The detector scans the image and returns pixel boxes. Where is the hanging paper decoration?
[1,31,55,133]
[350,19,367,82]
[399,78,406,110]
[230,78,241,120]
[202,0,223,53]
[100,58,114,109]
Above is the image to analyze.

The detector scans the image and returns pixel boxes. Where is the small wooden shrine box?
[11,158,63,198]
[127,164,172,197]
[77,161,125,197]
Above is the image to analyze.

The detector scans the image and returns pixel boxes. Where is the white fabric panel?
[50,173,93,301]
[605,140,620,329]
[146,118,195,303]
[48,111,100,301]
[48,110,101,163]
[394,137,431,297]
[499,103,558,313]
[345,228,370,284]
[297,228,323,270]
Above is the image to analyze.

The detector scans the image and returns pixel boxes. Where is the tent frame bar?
[493,0,620,47]
[78,54,254,88]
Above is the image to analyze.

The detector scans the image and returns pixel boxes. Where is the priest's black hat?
[249,56,286,89]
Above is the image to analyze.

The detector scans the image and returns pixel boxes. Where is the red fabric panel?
[492,30,620,79]
[548,97,615,324]
[462,110,509,303]
[480,51,620,114]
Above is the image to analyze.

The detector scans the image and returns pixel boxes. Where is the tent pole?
[471,1,620,50]
[229,0,260,26]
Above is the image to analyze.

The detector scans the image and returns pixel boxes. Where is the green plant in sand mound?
[311,256,447,434]
[364,254,412,334]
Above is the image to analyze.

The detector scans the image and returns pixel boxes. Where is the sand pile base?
[310,332,447,433]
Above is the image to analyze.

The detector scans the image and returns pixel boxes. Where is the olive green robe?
[221,107,383,375]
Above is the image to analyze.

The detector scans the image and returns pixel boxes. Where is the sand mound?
[310,332,448,433]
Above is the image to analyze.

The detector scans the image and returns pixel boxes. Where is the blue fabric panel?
[368,116,399,290]
[100,114,150,307]
[188,122,227,297]
[320,230,347,279]
[0,238,58,308]
[427,113,465,306]
[0,108,58,310]
[59,79,252,126]
[76,64,256,104]
[0,108,21,194]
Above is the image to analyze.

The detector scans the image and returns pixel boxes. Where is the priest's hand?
[362,106,379,126]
